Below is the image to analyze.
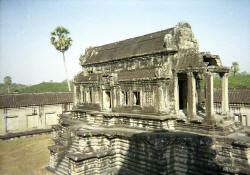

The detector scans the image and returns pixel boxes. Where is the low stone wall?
[49,125,250,175]
[0,104,71,136]
[0,128,52,140]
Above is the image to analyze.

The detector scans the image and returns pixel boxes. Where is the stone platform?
[48,111,250,175]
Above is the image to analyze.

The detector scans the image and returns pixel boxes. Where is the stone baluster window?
[145,91,153,105]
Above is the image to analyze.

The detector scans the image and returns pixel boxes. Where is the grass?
[0,134,54,175]
[200,73,250,89]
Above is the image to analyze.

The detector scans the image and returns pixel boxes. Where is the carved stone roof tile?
[200,88,250,104]
[176,50,207,71]
[81,28,174,65]
[0,92,73,108]
[117,68,157,81]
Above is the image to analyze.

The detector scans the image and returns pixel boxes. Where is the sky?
[0,0,250,85]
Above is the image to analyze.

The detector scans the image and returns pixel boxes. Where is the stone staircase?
[54,157,70,175]
[68,139,81,153]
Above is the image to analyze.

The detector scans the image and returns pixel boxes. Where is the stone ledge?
[68,150,115,162]
[71,108,178,120]
[0,129,52,140]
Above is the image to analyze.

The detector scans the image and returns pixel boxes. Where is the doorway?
[104,91,111,110]
[178,74,187,110]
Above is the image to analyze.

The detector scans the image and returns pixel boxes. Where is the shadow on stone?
[117,130,249,175]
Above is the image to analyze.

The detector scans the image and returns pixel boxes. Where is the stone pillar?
[73,84,77,106]
[187,72,196,119]
[174,76,179,113]
[80,85,84,104]
[112,87,117,109]
[95,88,99,103]
[0,109,7,135]
[197,79,201,108]
[99,86,104,110]
[205,73,215,121]
[221,73,229,115]
[158,84,164,113]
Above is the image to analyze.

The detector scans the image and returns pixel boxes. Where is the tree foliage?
[50,26,72,91]
[231,62,240,76]
[4,76,12,93]
[50,26,72,53]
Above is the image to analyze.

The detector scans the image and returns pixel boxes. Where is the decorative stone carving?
[163,33,177,51]
[80,46,99,65]
[174,21,199,51]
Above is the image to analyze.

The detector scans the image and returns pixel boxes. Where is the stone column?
[73,84,77,106]
[187,72,196,119]
[174,76,179,113]
[95,88,99,103]
[221,73,229,115]
[99,86,104,110]
[0,109,7,135]
[158,84,164,113]
[205,73,215,121]
[80,85,84,104]
[112,87,117,109]
[197,79,201,108]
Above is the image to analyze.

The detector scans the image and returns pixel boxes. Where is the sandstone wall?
[0,103,72,135]
[49,128,250,175]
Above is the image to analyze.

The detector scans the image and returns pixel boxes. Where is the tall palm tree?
[4,76,12,93]
[50,26,72,91]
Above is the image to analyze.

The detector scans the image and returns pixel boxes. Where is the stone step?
[58,162,68,168]
[70,145,79,149]
[55,166,68,175]
[59,161,68,168]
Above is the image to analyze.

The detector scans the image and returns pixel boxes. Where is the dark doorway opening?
[104,91,111,109]
[133,91,140,105]
[178,74,187,110]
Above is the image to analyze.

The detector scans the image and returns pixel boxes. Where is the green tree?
[4,76,12,93]
[50,26,72,91]
[231,62,240,76]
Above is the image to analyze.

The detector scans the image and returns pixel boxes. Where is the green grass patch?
[200,73,250,89]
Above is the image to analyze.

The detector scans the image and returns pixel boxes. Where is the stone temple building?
[48,22,250,175]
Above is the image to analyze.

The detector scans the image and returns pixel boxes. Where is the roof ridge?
[0,92,72,96]
[93,28,174,51]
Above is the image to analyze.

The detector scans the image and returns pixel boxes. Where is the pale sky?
[0,0,250,85]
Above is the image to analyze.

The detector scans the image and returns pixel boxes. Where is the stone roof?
[81,28,174,65]
[201,89,250,104]
[74,73,99,83]
[0,92,73,108]
[118,68,157,81]
[80,22,199,66]
[176,49,207,72]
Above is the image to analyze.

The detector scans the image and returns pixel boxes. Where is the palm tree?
[50,26,72,91]
[4,76,12,93]
[231,62,239,76]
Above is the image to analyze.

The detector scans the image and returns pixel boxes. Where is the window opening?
[145,91,153,105]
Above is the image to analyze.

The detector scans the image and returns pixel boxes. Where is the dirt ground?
[0,133,54,175]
